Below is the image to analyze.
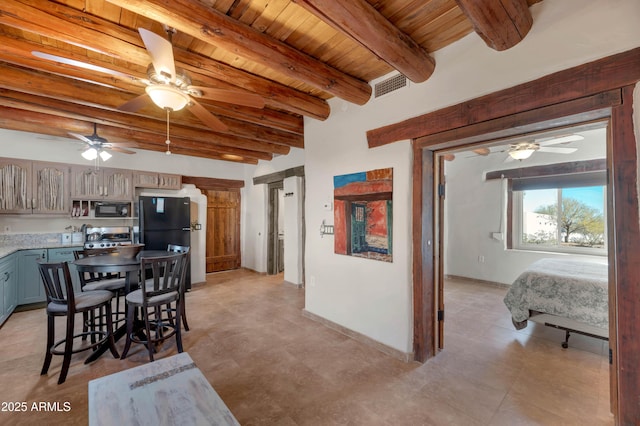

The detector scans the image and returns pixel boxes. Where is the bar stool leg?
[120,303,135,360]
[143,307,155,362]
[41,315,55,375]
[58,313,75,384]
[104,303,120,359]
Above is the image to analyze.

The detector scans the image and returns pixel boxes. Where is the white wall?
[303,0,640,354]
[283,176,304,285]
[444,128,608,285]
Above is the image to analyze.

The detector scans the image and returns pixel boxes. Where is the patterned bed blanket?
[503,258,608,330]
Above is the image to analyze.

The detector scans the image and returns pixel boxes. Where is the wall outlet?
[309,276,316,287]
[478,255,485,263]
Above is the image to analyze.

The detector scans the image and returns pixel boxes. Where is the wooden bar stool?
[120,253,188,362]
[38,261,119,384]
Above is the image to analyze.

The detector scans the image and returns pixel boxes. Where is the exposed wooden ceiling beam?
[181,176,245,191]
[0,35,304,136]
[455,0,533,51]
[0,0,329,121]
[0,106,267,163]
[106,0,373,105]
[293,0,435,83]
[0,90,291,156]
[0,62,302,149]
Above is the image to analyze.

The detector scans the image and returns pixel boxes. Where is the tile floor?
[0,271,612,425]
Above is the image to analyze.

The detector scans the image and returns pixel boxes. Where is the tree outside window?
[519,186,605,251]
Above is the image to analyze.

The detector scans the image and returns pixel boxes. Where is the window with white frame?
[512,171,606,254]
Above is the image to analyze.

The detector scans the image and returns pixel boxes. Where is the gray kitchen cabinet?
[0,254,17,325]
[133,171,182,190]
[70,166,133,201]
[47,247,82,293]
[0,159,69,215]
[17,249,47,305]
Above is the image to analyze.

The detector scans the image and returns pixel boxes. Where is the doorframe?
[267,181,284,275]
[254,166,306,278]
[366,47,640,423]
[411,87,639,422]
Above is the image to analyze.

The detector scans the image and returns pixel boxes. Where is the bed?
[503,258,609,348]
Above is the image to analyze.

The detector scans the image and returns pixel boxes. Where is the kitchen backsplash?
[0,233,64,247]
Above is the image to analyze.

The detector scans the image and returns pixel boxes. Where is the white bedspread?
[503,258,608,330]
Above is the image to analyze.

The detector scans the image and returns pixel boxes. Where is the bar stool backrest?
[38,261,75,308]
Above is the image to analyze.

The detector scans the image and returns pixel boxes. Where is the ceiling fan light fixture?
[509,148,535,160]
[81,147,98,160]
[145,84,189,111]
[99,150,112,161]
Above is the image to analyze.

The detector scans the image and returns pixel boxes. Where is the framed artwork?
[333,168,393,262]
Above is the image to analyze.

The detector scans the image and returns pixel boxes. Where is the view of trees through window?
[520,186,605,250]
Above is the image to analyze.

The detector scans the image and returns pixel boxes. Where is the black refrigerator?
[139,196,191,289]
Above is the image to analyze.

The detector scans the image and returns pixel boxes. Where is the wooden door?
[205,189,241,273]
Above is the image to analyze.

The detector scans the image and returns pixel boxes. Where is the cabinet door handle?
[4,271,9,282]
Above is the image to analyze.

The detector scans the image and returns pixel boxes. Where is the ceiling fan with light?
[505,134,582,161]
[31,26,266,155]
[118,27,265,134]
[69,123,135,161]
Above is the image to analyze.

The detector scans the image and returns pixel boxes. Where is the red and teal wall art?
[333,168,393,262]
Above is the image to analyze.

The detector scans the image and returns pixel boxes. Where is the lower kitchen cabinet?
[1,254,17,325]
[17,249,47,305]
[47,247,82,293]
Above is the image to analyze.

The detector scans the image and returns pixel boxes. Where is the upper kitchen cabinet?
[0,158,69,215]
[71,166,133,201]
[134,171,182,190]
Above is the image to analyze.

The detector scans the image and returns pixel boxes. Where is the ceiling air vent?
[374,73,408,99]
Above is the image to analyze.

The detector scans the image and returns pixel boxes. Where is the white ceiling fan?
[31,27,265,135]
[69,123,135,161]
[505,134,582,161]
[118,27,265,133]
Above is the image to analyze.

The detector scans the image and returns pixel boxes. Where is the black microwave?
[94,202,130,217]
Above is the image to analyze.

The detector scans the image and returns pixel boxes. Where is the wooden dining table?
[73,250,183,363]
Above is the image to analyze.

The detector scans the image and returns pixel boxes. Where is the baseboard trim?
[302,309,413,363]
[283,280,303,288]
[445,274,510,289]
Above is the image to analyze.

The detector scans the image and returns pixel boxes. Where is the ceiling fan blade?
[472,147,490,156]
[138,28,176,81]
[118,94,150,112]
[442,153,455,161]
[537,147,578,154]
[188,98,228,132]
[31,51,133,79]
[537,134,584,146]
[68,132,95,145]
[107,146,136,155]
[191,86,265,109]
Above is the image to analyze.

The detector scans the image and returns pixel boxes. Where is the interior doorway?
[436,123,609,348]
[434,122,611,412]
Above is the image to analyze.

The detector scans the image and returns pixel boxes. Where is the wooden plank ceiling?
[0,0,541,164]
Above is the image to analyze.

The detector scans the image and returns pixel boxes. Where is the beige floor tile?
[0,271,611,425]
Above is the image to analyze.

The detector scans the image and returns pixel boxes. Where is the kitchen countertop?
[0,242,83,259]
